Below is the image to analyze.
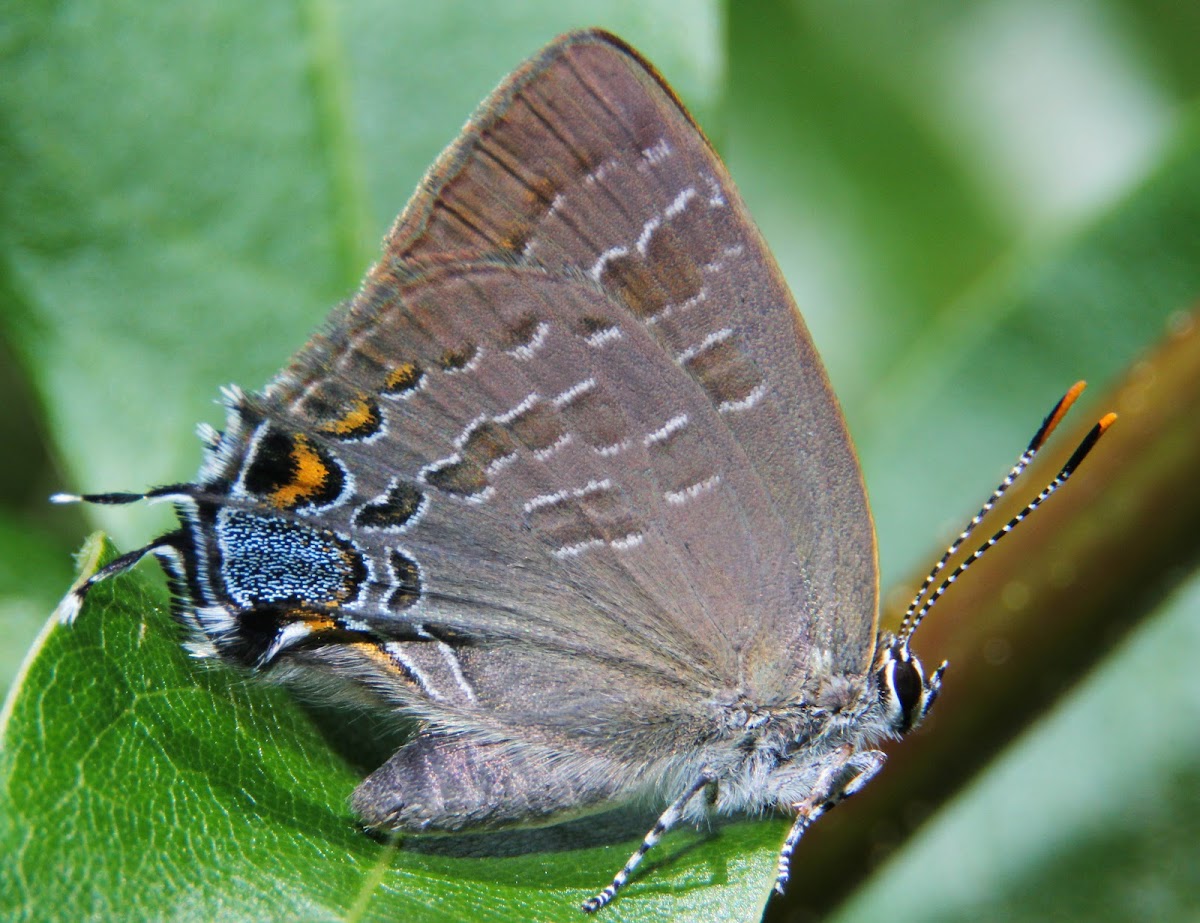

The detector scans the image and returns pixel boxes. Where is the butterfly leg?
[774,746,886,894]
[53,540,180,624]
[582,770,716,913]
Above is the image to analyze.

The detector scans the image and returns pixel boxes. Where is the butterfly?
[55,29,1114,912]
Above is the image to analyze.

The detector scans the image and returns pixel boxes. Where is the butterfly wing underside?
[241,30,876,748]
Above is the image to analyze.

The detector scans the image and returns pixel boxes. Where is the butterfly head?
[867,384,1118,740]
[875,638,946,735]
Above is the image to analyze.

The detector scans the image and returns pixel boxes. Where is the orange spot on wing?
[384,362,422,394]
[319,393,378,437]
[351,641,416,685]
[269,434,332,509]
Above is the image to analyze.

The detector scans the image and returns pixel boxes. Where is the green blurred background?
[2,1,1198,921]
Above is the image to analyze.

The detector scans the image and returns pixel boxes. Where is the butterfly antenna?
[896,381,1087,638]
[898,384,1115,646]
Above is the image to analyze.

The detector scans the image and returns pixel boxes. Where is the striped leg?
[53,541,176,625]
[775,748,886,894]
[582,771,715,913]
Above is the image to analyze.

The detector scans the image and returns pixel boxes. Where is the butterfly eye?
[878,648,927,734]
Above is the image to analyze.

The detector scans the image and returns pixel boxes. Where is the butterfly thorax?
[690,676,882,812]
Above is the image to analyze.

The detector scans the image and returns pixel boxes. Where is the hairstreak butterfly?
[54,29,1115,912]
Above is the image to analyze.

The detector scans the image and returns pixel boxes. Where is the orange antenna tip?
[1061,413,1115,477]
[1032,380,1088,451]
[901,384,1112,645]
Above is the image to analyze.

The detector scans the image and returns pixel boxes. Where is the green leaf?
[4,1,1200,922]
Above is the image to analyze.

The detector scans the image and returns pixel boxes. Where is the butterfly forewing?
[212,32,875,746]
[384,32,879,676]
